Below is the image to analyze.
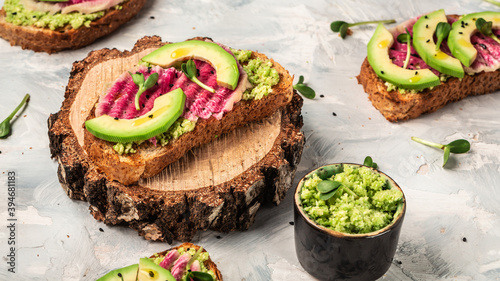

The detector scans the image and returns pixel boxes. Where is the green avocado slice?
[367,24,441,90]
[138,258,176,281]
[412,9,464,78]
[140,40,240,90]
[448,11,500,67]
[96,264,138,281]
[85,88,186,143]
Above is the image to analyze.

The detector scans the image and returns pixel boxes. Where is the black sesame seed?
[463,237,467,242]
[12,12,17,15]
[479,43,487,49]
[465,22,469,26]
[118,273,123,277]
[114,117,119,120]
[147,66,152,73]
[289,221,294,225]
[175,73,179,78]
[320,94,324,98]
[196,69,200,77]
[142,104,145,108]
[210,70,214,74]
[459,32,463,34]
[332,112,337,116]
[415,71,418,75]
[426,39,430,43]
[426,24,429,28]
[425,15,428,19]
[381,70,385,74]
[169,83,174,88]
[150,16,155,19]
[216,235,222,239]
[99,228,104,232]
[146,95,150,98]
[148,114,153,118]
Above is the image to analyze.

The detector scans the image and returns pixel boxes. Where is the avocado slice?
[85,88,186,143]
[140,40,240,90]
[412,10,464,78]
[138,258,176,281]
[367,24,441,90]
[448,11,500,67]
[96,264,138,281]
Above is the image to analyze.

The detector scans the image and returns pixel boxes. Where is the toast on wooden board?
[47,36,305,242]
[356,12,500,122]
[77,37,294,185]
[0,0,147,53]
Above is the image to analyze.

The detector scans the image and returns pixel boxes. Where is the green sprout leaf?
[293,75,316,99]
[130,71,159,111]
[317,180,342,201]
[330,19,396,39]
[0,94,30,138]
[181,60,215,93]
[363,156,378,169]
[476,17,500,44]
[184,271,214,281]
[411,136,471,167]
[396,28,412,69]
[435,22,451,51]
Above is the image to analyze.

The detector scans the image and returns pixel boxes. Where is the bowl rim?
[294,163,406,239]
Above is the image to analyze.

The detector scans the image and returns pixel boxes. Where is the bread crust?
[0,0,147,53]
[80,38,294,185]
[151,242,223,281]
[357,57,500,122]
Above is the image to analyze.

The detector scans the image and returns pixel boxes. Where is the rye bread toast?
[151,243,223,281]
[0,0,146,53]
[356,13,500,122]
[357,58,500,122]
[80,37,294,185]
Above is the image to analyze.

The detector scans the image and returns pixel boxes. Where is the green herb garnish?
[476,17,500,44]
[363,156,378,169]
[0,94,30,138]
[396,28,412,69]
[435,22,451,51]
[331,19,396,38]
[411,136,471,167]
[181,60,215,93]
[317,179,342,201]
[293,75,315,99]
[130,71,159,111]
[184,271,214,281]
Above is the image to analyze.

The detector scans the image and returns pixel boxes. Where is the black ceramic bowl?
[294,163,406,281]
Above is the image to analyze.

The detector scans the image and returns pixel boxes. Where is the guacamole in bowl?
[294,163,406,281]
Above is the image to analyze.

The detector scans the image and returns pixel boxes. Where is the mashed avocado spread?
[4,0,106,30]
[299,165,403,234]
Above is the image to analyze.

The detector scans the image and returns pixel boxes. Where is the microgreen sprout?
[411,136,471,167]
[130,71,159,111]
[317,179,342,201]
[181,60,215,93]
[331,19,396,39]
[184,271,214,281]
[397,28,412,69]
[0,94,30,138]
[476,17,500,44]
[435,22,451,51]
[363,156,378,169]
[293,75,315,99]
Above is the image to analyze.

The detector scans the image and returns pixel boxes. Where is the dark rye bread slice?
[151,243,223,281]
[47,36,305,242]
[357,58,500,122]
[82,38,294,185]
[0,0,146,54]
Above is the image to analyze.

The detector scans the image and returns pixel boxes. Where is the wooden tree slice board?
[48,36,305,242]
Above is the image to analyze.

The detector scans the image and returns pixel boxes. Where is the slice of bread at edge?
[75,36,294,185]
[151,243,223,281]
[357,58,500,122]
[0,0,146,54]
